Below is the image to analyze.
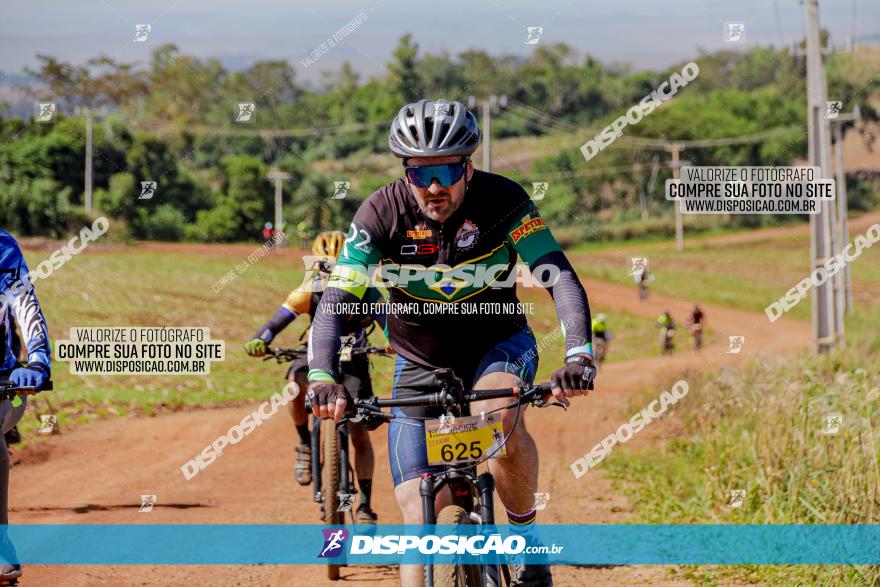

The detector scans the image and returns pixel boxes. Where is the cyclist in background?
[0,230,52,584]
[657,310,676,354]
[638,268,650,301]
[686,304,705,350]
[591,313,612,364]
[244,231,384,524]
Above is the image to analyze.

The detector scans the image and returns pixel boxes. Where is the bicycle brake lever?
[532,397,567,410]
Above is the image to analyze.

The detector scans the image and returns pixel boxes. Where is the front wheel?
[321,417,342,580]
[431,506,485,587]
[594,338,607,364]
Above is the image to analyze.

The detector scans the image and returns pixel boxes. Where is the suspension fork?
[311,414,321,502]
[477,472,504,587]
[338,421,353,497]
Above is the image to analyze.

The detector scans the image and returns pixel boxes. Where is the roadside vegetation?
[2,41,878,243]
[604,301,880,586]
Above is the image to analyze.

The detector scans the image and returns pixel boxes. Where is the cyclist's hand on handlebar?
[309,382,348,421]
[244,338,268,357]
[550,355,596,407]
[10,366,48,393]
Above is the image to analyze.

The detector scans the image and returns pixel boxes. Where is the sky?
[1,0,877,83]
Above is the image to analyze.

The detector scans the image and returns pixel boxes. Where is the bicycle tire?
[431,505,484,587]
[321,417,343,581]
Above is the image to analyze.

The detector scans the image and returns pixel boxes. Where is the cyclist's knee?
[349,423,371,449]
[293,371,308,392]
[499,406,529,438]
[394,479,424,523]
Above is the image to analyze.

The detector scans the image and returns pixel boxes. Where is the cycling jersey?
[252,270,384,350]
[308,169,592,381]
[657,315,675,329]
[0,231,51,375]
[591,318,608,336]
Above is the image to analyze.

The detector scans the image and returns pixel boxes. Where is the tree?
[389,34,422,102]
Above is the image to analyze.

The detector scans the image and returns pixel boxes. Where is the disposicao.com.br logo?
[317,530,563,558]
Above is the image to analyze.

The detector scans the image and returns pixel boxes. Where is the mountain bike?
[264,345,391,580]
[659,326,675,354]
[348,368,582,587]
[593,336,608,365]
[0,379,51,587]
[688,323,703,350]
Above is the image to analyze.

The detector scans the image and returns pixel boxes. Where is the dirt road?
[10,271,810,586]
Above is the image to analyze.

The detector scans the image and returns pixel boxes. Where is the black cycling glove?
[551,355,596,392]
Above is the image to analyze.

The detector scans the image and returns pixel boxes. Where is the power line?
[501,106,579,136]
[505,99,581,132]
[617,126,804,149]
[128,116,388,138]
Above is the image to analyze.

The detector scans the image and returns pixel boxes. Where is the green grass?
[569,228,880,321]
[601,301,880,585]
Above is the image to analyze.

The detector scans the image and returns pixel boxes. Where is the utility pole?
[468,95,506,172]
[805,0,837,353]
[832,105,860,313]
[85,108,93,213]
[266,170,291,245]
[665,143,684,251]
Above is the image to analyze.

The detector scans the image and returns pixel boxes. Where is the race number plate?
[424,413,506,465]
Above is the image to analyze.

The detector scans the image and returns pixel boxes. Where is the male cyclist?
[638,267,650,301]
[591,313,611,363]
[686,304,705,349]
[307,99,596,586]
[0,231,51,584]
[244,231,383,524]
[657,310,676,354]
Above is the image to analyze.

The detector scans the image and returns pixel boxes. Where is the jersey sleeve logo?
[510,214,547,244]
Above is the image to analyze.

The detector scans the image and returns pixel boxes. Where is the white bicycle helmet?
[389,99,481,158]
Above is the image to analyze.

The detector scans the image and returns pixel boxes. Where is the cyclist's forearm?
[254,306,297,343]
[12,285,51,372]
[535,250,592,358]
[307,286,352,381]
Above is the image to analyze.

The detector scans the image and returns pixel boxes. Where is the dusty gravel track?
[10,270,810,586]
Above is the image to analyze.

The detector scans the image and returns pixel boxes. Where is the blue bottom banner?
[0,524,877,565]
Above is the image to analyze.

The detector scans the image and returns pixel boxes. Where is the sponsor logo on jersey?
[455,220,479,250]
[407,224,433,240]
[401,243,439,256]
[510,216,547,244]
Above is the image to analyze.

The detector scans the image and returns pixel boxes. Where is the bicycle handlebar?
[348,382,559,428]
[262,346,392,364]
[0,380,53,399]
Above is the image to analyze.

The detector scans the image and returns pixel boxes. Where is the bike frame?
[263,345,390,517]
[349,375,563,587]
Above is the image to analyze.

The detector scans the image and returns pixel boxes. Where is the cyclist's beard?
[416,188,464,223]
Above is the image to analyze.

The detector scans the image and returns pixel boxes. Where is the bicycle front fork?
[420,472,503,587]
[311,415,321,502]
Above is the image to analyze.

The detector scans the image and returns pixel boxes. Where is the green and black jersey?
[308,170,592,381]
